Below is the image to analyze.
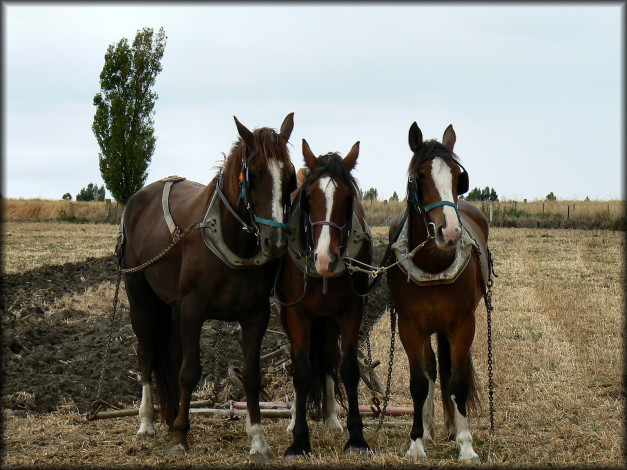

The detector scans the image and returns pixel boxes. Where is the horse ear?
[302,139,319,171]
[343,141,360,171]
[279,112,294,142]
[234,116,254,148]
[409,122,423,152]
[442,124,456,151]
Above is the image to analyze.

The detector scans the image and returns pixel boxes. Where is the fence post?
[489,201,493,223]
[542,202,545,214]
[513,201,517,212]
[567,205,570,220]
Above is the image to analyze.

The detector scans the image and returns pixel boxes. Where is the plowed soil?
[2,237,390,414]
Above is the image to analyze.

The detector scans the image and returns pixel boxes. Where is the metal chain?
[376,305,397,431]
[471,243,496,433]
[87,265,122,420]
[119,222,200,274]
[87,222,200,421]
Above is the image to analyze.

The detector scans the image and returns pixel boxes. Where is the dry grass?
[2,221,118,274]
[477,199,625,219]
[2,223,625,467]
[2,198,123,223]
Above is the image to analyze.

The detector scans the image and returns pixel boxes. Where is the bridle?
[299,170,354,255]
[407,155,468,238]
[215,143,293,238]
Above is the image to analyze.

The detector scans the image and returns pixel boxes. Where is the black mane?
[408,139,460,177]
[308,152,359,197]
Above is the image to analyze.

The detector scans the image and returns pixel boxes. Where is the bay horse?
[276,139,372,459]
[388,123,490,463]
[120,113,296,460]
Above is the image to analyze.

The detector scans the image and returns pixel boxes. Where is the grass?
[2,222,625,467]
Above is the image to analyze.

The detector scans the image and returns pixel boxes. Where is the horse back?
[123,179,211,268]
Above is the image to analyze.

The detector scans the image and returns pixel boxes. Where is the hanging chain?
[471,242,496,433]
[362,302,383,420]
[376,306,397,432]
[87,222,200,421]
[87,265,122,420]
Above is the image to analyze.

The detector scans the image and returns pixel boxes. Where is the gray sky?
[3,3,623,202]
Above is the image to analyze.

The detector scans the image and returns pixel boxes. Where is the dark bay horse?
[277,140,372,459]
[120,113,296,460]
[388,123,490,463]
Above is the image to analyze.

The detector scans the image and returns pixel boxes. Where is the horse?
[387,122,490,463]
[276,139,373,459]
[119,113,296,460]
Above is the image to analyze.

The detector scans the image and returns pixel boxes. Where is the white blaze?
[269,160,285,222]
[431,157,459,230]
[314,176,336,267]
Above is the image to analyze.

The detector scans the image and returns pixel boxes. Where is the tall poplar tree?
[92,27,167,205]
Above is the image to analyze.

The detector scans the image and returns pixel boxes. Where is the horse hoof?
[344,446,371,457]
[460,455,481,464]
[250,447,274,463]
[284,445,310,461]
[165,444,187,456]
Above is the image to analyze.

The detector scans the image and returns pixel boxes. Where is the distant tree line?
[463,186,499,202]
[62,183,106,202]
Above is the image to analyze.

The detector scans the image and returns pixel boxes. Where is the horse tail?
[307,317,325,418]
[153,306,181,429]
[308,316,345,417]
[466,355,481,415]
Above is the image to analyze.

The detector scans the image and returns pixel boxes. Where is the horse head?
[408,122,469,250]
[232,112,296,258]
[300,139,360,275]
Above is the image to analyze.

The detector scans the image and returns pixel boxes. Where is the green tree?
[465,187,482,201]
[466,186,498,202]
[363,187,378,201]
[390,191,399,202]
[62,193,72,201]
[92,27,167,205]
[76,183,105,202]
[546,192,557,201]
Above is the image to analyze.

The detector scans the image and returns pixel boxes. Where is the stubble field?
[2,220,624,468]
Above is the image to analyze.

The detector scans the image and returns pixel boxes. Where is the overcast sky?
[3,3,623,202]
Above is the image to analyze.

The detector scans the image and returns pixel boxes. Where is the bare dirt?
[1,236,391,414]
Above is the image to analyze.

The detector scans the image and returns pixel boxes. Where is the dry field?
[1,221,624,468]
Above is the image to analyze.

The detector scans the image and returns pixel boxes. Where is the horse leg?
[437,332,457,440]
[448,322,480,463]
[240,314,274,463]
[284,311,312,459]
[398,322,430,460]
[339,309,370,455]
[167,302,203,456]
[322,319,342,432]
[126,272,168,438]
[422,336,437,441]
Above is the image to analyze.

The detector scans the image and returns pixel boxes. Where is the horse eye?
[418,172,426,180]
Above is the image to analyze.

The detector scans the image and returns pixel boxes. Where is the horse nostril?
[437,226,444,238]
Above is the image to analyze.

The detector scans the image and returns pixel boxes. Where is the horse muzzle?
[260,226,288,258]
[314,250,339,275]
[435,223,462,250]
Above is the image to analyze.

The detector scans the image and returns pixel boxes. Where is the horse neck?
[407,204,455,274]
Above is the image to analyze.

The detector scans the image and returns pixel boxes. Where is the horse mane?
[306,152,359,197]
[216,127,292,204]
[408,139,461,177]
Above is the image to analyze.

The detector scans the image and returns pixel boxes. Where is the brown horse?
[120,113,296,460]
[388,123,490,463]
[276,140,372,459]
